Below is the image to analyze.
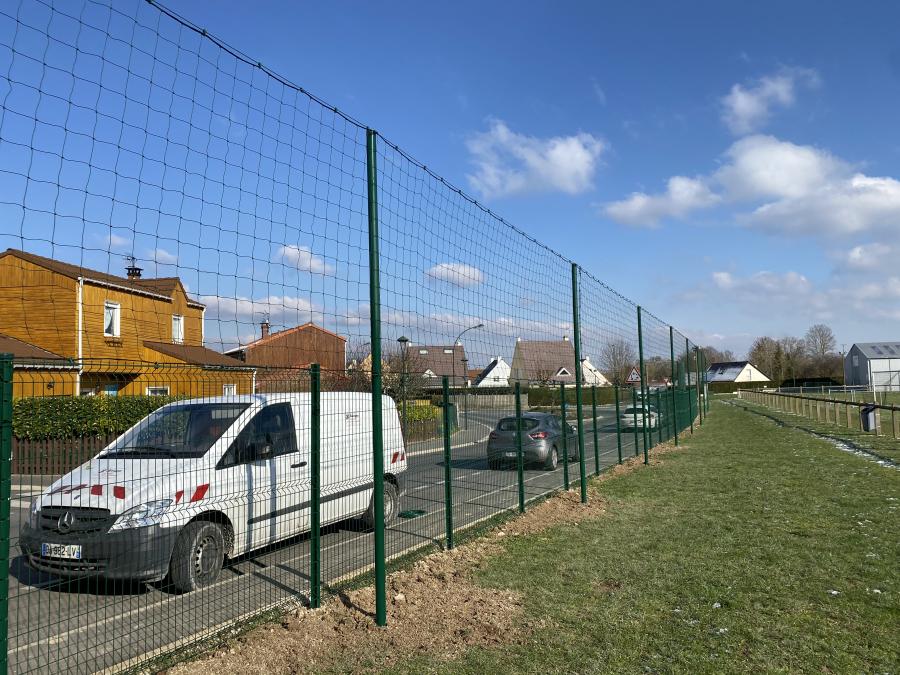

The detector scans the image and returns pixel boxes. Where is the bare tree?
[599,338,637,386]
[779,336,806,384]
[748,336,780,381]
[804,324,836,358]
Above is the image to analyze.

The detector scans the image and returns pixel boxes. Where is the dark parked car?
[486,412,577,470]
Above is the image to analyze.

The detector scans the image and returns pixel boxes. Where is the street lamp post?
[397,336,409,437]
[451,323,484,433]
[461,357,469,430]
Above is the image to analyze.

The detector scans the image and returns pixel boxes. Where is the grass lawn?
[733,396,900,463]
[383,402,899,674]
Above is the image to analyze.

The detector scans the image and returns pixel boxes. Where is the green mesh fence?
[0,1,709,672]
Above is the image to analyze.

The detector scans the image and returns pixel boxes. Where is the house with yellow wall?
[0,249,254,396]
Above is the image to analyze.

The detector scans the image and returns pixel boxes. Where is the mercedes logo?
[57,511,75,533]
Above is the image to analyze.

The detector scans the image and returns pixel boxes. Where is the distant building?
[403,343,469,388]
[706,361,771,383]
[0,248,254,396]
[581,357,612,386]
[844,342,900,391]
[225,321,346,393]
[510,336,577,387]
[472,356,511,388]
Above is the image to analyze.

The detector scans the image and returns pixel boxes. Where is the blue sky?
[1,0,898,361]
[163,0,900,355]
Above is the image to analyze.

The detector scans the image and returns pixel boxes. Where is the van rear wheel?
[363,481,400,530]
[168,521,225,593]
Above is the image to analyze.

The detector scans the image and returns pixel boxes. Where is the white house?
[581,357,611,386]
[472,356,511,388]
[706,361,771,383]
[844,342,900,391]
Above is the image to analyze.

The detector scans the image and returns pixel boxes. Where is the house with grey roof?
[706,360,771,383]
[403,343,469,388]
[844,342,900,391]
[509,336,577,387]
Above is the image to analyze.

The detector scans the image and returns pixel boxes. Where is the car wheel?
[363,480,400,529]
[488,458,501,470]
[544,446,559,471]
[168,521,225,593]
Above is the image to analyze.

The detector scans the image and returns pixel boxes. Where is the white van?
[20,393,407,592]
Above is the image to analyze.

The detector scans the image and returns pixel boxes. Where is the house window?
[103,384,119,396]
[223,384,237,396]
[172,315,184,344]
[852,355,859,367]
[103,301,120,337]
[146,386,170,396]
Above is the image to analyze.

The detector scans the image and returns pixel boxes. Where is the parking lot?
[6,404,649,674]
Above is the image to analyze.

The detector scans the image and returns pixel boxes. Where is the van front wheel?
[168,521,225,593]
[363,481,400,530]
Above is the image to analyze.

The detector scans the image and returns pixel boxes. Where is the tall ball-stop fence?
[0,0,710,672]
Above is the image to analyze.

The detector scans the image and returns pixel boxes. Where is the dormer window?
[172,315,184,344]
[103,301,120,337]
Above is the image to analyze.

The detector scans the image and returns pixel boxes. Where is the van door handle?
[291,461,308,469]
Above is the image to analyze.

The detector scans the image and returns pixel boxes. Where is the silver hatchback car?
[487,412,577,470]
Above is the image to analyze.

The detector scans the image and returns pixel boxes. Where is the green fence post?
[515,382,525,513]
[614,385,623,464]
[309,363,321,609]
[441,376,453,550]
[631,386,639,456]
[571,263,588,503]
[591,385,600,476]
[365,128,387,627]
[560,382,569,489]
[637,306,649,464]
[0,352,12,674]
[686,337,694,435]
[669,327,679,447]
[696,347,703,426]
[656,388,663,445]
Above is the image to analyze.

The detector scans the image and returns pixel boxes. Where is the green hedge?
[403,403,440,423]
[13,395,183,440]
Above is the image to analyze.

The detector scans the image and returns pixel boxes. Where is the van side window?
[218,404,297,468]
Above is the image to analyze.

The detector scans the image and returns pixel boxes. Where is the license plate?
[41,543,82,560]
[504,452,517,458]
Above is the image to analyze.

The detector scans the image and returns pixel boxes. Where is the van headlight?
[29,498,41,529]
[109,500,173,531]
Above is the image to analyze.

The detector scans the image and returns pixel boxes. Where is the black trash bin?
[860,404,877,432]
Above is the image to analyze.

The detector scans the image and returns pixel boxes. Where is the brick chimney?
[260,320,270,339]
[125,264,142,279]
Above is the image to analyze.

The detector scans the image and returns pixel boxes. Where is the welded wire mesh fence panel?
[374,137,580,562]
[0,0,712,672]
[576,269,643,463]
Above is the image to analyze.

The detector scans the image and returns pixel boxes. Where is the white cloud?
[466,119,605,199]
[425,262,485,288]
[720,67,820,135]
[605,135,900,236]
[591,78,607,105]
[706,269,900,325]
[102,233,130,249]
[744,173,900,235]
[200,294,320,324]
[715,135,845,201]
[842,242,894,271]
[150,247,178,264]
[604,176,720,227]
[275,244,334,274]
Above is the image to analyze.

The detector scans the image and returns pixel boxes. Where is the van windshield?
[101,403,250,459]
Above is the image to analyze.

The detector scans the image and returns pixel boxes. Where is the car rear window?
[497,417,539,431]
